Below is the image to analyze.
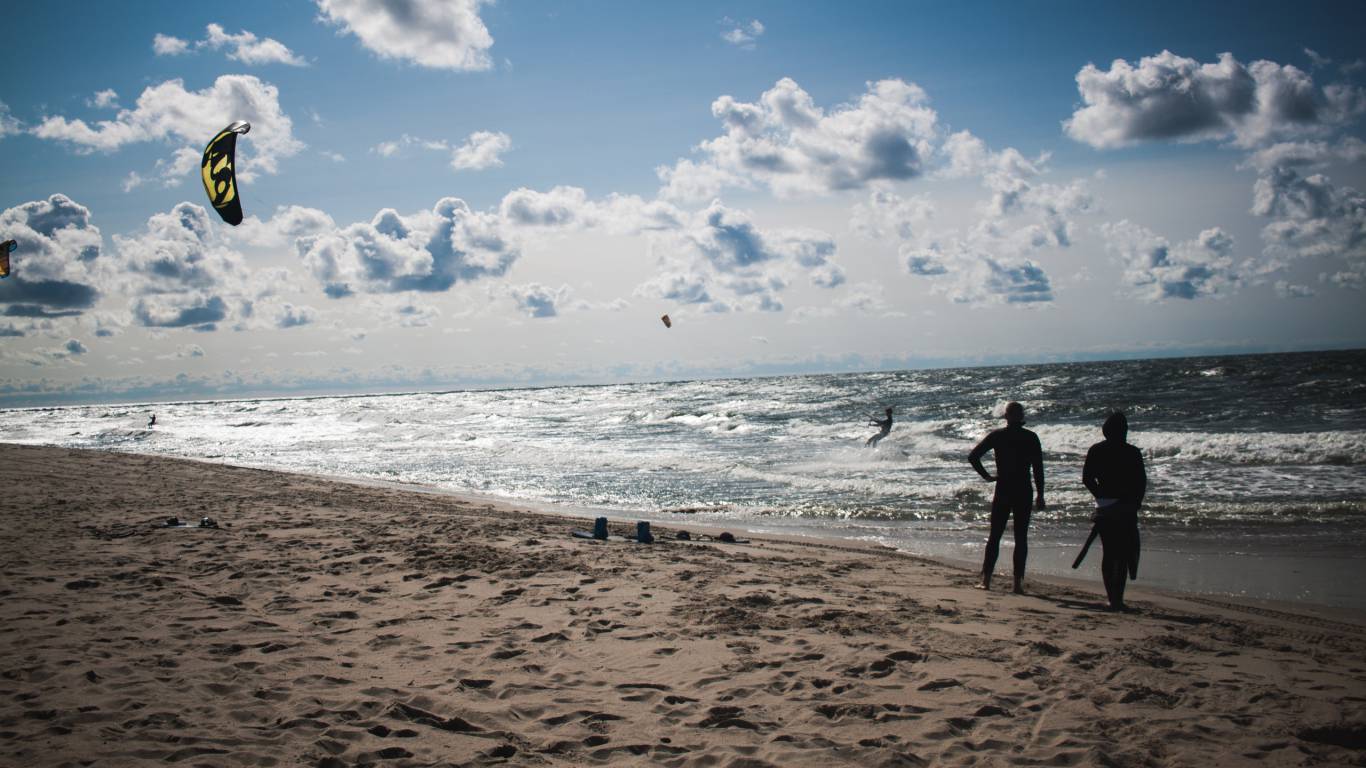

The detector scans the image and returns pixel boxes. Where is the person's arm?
[1032,435,1046,509]
[968,433,995,482]
[1134,446,1147,507]
[1082,445,1101,498]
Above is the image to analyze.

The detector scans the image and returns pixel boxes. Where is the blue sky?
[1,0,1364,405]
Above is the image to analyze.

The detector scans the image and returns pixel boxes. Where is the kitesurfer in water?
[865,407,894,448]
[147,414,156,429]
[968,401,1046,594]
[1082,411,1146,611]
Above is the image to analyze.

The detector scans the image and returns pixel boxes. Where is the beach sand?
[2,443,1365,767]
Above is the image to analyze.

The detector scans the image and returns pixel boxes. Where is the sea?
[3,349,1364,611]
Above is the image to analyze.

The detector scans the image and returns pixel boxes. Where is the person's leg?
[1098,523,1121,608]
[979,495,1009,589]
[1011,494,1033,593]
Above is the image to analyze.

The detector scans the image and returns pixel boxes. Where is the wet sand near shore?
[2,443,1365,766]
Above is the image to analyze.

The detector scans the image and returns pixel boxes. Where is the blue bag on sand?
[593,517,609,539]
[635,521,653,544]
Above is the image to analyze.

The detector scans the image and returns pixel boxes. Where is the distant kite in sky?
[201,121,250,225]
[0,240,15,279]
[660,314,672,328]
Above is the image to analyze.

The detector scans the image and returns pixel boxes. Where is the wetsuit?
[865,414,893,447]
[1082,438,1146,609]
[969,425,1044,582]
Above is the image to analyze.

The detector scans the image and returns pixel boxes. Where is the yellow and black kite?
[201,121,251,226]
[0,239,15,279]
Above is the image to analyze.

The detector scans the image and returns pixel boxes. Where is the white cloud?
[450,130,511,171]
[153,33,190,56]
[1274,280,1315,298]
[1101,220,1241,301]
[1251,166,1366,283]
[157,344,206,359]
[0,194,105,318]
[373,130,510,172]
[292,198,518,297]
[33,75,304,179]
[658,77,939,201]
[0,101,20,138]
[894,237,1054,305]
[87,90,119,109]
[112,202,256,330]
[316,0,494,71]
[850,189,934,241]
[201,23,307,66]
[271,302,319,328]
[497,186,683,234]
[507,283,570,318]
[1065,50,1365,149]
[721,18,764,48]
[636,201,842,312]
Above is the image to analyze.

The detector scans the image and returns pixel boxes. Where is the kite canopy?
[0,239,14,279]
[660,314,672,328]
[201,121,251,226]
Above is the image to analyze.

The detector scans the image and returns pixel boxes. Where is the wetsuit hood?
[1102,411,1128,442]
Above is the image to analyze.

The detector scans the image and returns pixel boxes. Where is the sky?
[1,0,1364,406]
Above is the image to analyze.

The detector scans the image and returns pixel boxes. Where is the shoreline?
[3,443,1366,766]
[17,439,1365,614]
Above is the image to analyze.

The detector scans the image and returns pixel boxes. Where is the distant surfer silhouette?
[147,414,156,429]
[1081,411,1146,611]
[968,401,1045,594]
[865,407,893,448]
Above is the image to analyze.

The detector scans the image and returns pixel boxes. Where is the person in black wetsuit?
[968,401,1046,594]
[865,407,894,448]
[1082,411,1146,611]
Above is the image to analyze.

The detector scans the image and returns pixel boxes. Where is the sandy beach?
[2,443,1365,767]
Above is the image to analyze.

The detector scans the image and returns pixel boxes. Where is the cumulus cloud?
[112,202,254,330]
[33,75,303,180]
[87,90,119,109]
[293,198,518,297]
[0,194,104,317]
[721,18,764,48]
[316,0,494,71]
[499,186,684,234]
[372,130,510,172]
[635,201,842,312]
[1251,166,1365,284]
[658,77,939,201]
[1065,50,1365,149]
[1274,280,1315,298]
[450,130,511,171]
[232,204,337,247]
[507,283,569,318]
[157,344,206,359]
[153,33,190,56]
[271,302,319,328]
[892,237,1054,305]
[1071,50,1366,295]
[1101,220,1241,300]
[0,101,21,139]
[201,23,307,66]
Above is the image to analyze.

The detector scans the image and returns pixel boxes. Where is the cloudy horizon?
[2,1,1364,407]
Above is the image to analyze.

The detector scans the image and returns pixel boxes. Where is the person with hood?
[865,407,894,448]
[1082,411,1147,611]
[968,401,1046,594]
